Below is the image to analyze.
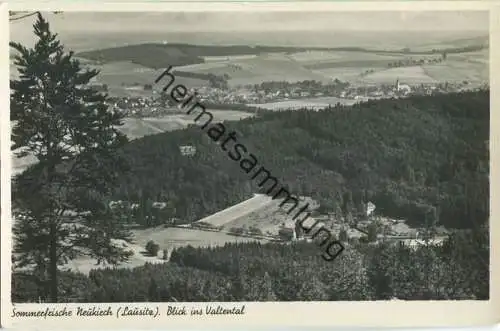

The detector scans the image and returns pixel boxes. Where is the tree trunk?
[47,144,58,303]
[49,220,58,302]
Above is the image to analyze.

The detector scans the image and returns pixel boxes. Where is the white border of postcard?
[1,1,499,329]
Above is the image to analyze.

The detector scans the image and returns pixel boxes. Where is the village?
[105,193,449,256]
[98,77,485,118]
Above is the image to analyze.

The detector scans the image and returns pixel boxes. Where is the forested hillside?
[13,225,488,302]
[112,90,489,229]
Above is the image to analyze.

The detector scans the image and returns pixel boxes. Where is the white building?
[395,79,412,94]
[180,145,197,156]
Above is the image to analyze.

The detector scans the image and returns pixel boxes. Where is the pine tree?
[10,13,133,303]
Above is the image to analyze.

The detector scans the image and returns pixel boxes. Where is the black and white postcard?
[1,1,498,329]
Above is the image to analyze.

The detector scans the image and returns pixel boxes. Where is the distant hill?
[97,90,489,229]
[76,41,489,69]
[76,43,312,69]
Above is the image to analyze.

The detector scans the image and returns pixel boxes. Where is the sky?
[10,11,488,33]
[9,11,489,52]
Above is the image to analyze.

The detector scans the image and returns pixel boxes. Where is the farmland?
[10,41,489,175]
[81,60,209,98]
[447,49,489,64]
[312,67,380,82]
[248,96,361,111]
[175,53,331,87]
[423,60,489,84]
[112,48,488,89]
[358,66,438,85]
[71,37,488,91]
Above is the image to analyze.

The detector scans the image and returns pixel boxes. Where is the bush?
[249,226,263,236]
[145,240,160,257]
[162,249,168,260]
[12,271,91,303]
[229,227,244,235]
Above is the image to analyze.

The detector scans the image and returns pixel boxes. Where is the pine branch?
[10,11,62,22]
[10,12,39,22]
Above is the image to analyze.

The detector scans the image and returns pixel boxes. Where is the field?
[289,50,403,65]
[89,61,158,85]
[11,110,254,174]
[357,66,437,85]
[218,197,318,234]
[423,60,489,84]
[249,96,360,111]
[62,194,310,275]
[120,110,254,140]
[312,67,379,82]
[31,45,486,96]
[410,35,488,52]
[64,226,267,275]
[132,226,266,251]
[176,53,331,87]
[195,194,275,227]
[298,51,406,70]
[82,60,210,97]
[202,54,258,62]
[156,48,488,88]
[447,49,489,64]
